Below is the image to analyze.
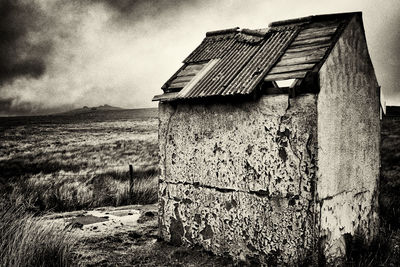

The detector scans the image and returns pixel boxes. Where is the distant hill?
[60,104,124,115]
[0,106,158,127]
[50,105,158,121]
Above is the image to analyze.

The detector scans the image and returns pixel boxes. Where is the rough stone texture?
[158,94,319,265]
[317,15,380,261]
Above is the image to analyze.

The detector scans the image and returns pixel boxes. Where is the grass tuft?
[0,204,76,267]
[343,229,400,267]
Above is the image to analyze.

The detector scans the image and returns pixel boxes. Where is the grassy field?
[380,119,400,230]
[367,118,400,266]
[0,108,159,211]
[0,109,399,266]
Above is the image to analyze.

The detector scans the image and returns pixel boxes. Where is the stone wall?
[158,94,318,264]
[317,15,380,261]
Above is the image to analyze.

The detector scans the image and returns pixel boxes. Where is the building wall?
[158,94,318,264]
[317,15,380,260]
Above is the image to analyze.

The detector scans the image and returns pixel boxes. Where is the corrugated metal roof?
[171,29,298,99]
[154,12,358,102]
[183,38,262,98]
[222,29,297,96]
[184,32,237,63]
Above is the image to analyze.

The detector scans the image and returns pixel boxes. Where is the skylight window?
[275,79,296,88]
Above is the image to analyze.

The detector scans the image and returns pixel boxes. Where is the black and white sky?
[0,0,399,115]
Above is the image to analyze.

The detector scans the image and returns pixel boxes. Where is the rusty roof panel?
[183,34,237,63]
[181,29,297,98]
[183,40,261,98]
[222,29,298,95]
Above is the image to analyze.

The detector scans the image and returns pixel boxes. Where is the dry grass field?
[380,119,400,230]
[0,108,159,212]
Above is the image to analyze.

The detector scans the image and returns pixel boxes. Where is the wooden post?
[129,164,134,199]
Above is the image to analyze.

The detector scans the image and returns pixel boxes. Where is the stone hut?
[153,12,380,264]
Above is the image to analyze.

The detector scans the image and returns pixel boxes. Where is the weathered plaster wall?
[158,94,318,264]
[317,15,380,260]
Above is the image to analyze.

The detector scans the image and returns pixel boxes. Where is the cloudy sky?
[0,0,399,115]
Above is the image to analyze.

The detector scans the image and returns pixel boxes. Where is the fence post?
[129,164,134,199]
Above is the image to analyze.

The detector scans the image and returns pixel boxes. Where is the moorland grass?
[7,167,159,212]
[0,117,159,212]
[380,119,400,230]
[0,204,76,267]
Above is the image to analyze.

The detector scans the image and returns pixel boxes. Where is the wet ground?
[44,204,160,266]
[44,204,235,266]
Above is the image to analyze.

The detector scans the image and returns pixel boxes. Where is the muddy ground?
[44,204,234,266]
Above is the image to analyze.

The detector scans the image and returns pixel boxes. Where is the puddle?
[45,204,157,238]
[107,210,140,217]
[69,215,108,226]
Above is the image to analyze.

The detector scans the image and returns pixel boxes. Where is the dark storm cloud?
[0,0,198,86]
[0,0,206,115]
[0,0,52,84]
[93,0,193,17]
[91,0,203,26]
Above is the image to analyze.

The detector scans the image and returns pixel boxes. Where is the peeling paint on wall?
[158,94,319,264]
[317,15,380,262]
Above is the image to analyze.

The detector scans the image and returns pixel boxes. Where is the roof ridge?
[240,28,267,37]
[205,27,287,39]
[204,12,361,38]
[269,11,361,27]
[206,27,239,37]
